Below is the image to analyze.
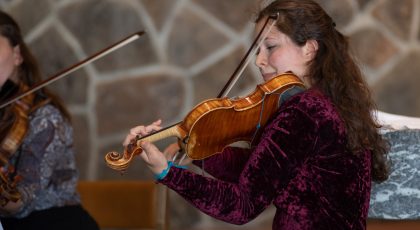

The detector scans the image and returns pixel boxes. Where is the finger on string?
[152,119,162,126]
[130,126,145,135]
[130,120,162,137]
[123,133,136,146]
[146,123,163,134]
[124,120,162,147]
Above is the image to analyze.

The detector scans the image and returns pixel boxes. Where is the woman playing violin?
[0,10,98,230]
[125,0,389,229]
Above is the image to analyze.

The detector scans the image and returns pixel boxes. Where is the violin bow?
[0,31,146,109]
[217,13,279,98]
[105,14,280,170]
[136,14,280,159]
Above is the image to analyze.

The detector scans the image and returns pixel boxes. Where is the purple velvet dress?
[160,88,372,230]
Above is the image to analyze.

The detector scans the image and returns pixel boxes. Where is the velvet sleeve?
[160,104,319,224]
[192,146,252,182]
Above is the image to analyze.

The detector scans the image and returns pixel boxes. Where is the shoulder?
[30,104,67,124]
[282,88,340,120]
[283,88,331,111]
[25,103,73,146]
[29,103,71,133]
[275,88,344,133]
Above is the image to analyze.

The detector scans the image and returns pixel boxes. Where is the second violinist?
[0,10,98,230]
[124,1,390,230]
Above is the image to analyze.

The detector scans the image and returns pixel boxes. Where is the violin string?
[250,91,286,145]
[197,14,279,176]
[250,94,267,144]
[196,14,280,175]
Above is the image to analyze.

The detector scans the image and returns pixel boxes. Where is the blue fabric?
[155,161,187,180]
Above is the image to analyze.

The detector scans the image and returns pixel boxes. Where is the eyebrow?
[264,35,278,41]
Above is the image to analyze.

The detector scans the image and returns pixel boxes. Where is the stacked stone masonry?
[1,0,420,229]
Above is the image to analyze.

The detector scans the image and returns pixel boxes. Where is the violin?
[0,31,146,205]
[0,81,34,206]
[105,13,287,172]
[105,72,305,171]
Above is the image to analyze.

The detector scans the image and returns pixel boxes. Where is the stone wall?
[1,0,420,229]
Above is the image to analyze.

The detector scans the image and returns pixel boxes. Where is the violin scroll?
[105,125,186,172]
[105,141,144,172]
[0,168,21,206]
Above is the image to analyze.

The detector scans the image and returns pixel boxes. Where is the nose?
[255,50,267,68]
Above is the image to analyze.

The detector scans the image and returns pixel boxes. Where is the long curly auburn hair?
[256,0,389,182]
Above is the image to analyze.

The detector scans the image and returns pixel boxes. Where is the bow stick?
[0,31,145,109]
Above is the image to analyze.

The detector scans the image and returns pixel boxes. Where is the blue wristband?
[154,161,187,180]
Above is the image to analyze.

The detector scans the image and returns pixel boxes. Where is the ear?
[13,45,23,66]
[303,39,318,60]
